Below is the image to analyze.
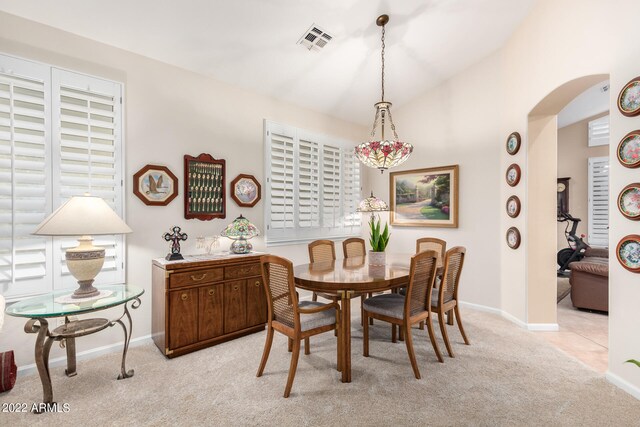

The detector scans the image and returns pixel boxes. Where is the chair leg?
[288,338,293,352]
[256,326,274,377]
[312,292,318,302]
[335,297,339,336]
[454,305,470,345]
[392,324,397,343]
[426,316,444,363]
[447,309,454,325]
[363,310,370,357]
[304,337,310,355]
[399,327,404,342]
[336,312,342,372]
[419,321,425,330]
[360,295,364,327]
[438,309,454,358]
[404,324,421,379]
[368,293,374,325]
[284,339,301,398]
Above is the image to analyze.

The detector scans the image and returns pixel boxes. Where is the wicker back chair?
[416,237,447,270]
[342,238,366,259]
[362,250,443,379]
[308,240,338,302]
[431,246,469,358]
[257,255,340,398]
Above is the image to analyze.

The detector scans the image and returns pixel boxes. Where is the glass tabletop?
[4,285,144,318]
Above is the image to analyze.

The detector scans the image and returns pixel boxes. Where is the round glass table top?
[5,285,144,318]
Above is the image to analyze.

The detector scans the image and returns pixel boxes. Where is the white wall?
[365,0,640,395]
[0,11,365,369]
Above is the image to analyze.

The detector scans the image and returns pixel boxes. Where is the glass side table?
[5,285,144,412]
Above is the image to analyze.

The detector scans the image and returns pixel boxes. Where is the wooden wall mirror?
[184,153,226,220]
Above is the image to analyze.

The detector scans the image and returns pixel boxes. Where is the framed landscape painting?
[390,165,459,227]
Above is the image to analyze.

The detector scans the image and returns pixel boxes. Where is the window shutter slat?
[588,156,609,247]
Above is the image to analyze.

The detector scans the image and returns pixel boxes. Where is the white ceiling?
[0,0,536,125]
[558,80,609,129]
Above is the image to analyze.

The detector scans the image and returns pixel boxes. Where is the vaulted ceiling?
[0,0,536,125]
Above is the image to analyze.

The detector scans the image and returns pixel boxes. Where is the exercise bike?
[557,212,590,276]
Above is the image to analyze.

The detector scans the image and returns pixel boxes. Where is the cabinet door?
[224,280,247,334]
[246,277,268,327]
[198,284,224,341]
[168,288,198,349]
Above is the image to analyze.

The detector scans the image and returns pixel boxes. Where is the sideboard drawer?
[170,267,224,288]
[224,263,260,279]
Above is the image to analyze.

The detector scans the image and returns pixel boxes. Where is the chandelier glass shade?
[356,191,389,213]
[355,14,413,172]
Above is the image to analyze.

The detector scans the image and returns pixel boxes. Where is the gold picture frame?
[389,165,459,228]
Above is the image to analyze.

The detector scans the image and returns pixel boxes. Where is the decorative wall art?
[506,227,521,249]
[618,183,640,220]
[389,165,459,228]
[506,195,521,218]
[506,132,521,155]
[506,164,521,187]
[132,164,178,206]
[617,130,640,168]
[617,77,640,117]
[616,235,640,272]
[230,174,261,207]
[184,153,226,220]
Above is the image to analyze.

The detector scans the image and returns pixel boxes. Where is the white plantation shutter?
[0,56,52,299]
[0,54,125,299]
[51,69,124,290]
[588,115,609,147]
[588,156,609,247]
[264,120,361,244]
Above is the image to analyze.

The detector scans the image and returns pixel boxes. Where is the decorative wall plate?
[506,227,521,249]
[230,174,261,207]
[506,132,521,155]
[617,130,640,168]
[616,235,640,272]
[618,183,640,220]
[506,195,521,218]
[132,164,178,206]
[505,164,521,187]
[617,77,640,117]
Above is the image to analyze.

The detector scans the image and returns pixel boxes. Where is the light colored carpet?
[1,306,639,426]
[558,276,571,302]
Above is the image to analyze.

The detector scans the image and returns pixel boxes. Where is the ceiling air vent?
[298,24,332,52]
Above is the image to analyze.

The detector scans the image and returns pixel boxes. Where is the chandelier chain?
[386,107,400,141]
[381,25,385,102]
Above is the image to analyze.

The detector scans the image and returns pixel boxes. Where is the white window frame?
[264,120,361,245]
[0,53,126,301]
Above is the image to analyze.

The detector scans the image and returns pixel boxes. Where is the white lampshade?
[33,195,132,236]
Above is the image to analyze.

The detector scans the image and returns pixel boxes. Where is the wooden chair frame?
[257,255,341,398]
[362,250,443,379]
[308,240,338,302]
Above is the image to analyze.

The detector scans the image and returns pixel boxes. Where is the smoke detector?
[298,24,332,51]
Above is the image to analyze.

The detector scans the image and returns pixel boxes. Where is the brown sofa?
[569,247,608,312]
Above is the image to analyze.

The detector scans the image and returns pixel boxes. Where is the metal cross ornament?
[163,226,188,261]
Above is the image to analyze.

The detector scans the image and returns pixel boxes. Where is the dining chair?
[308,240,338,302]
[362,250,444,379]
[257,255,341,398]
[431,246,469,358]
[342,237,373,326]
[414,237,447,331]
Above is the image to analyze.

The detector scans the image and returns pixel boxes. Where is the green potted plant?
[368,216,390,265]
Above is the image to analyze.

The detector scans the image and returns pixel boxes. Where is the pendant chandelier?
[355,14,413,173]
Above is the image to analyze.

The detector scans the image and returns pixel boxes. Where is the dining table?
[293,253,412,383]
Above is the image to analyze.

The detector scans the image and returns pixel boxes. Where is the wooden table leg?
[339,290,352,383]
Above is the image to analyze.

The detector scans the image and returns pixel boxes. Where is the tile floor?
[536,290,608,373]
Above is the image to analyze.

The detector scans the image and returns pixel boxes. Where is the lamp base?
[230,238,252,254]
[66,236,105,300]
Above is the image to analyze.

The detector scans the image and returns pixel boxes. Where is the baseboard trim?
[606,371,640,400]
[17,334,153,377]
[459,301,558,331]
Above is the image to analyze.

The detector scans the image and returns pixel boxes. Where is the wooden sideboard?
[152,253,267,358]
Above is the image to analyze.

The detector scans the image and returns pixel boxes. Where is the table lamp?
[220,214,260,254]
[33,195,132,299]
[356,191,390,221]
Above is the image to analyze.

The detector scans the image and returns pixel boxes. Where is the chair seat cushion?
[363,293,405,319]
[298,301,336,331]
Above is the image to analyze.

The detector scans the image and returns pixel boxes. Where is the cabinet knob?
[208,289,215,296]
[255,281,261,287]
[190,273,207,281]
[233,286,239,291]
[181,293,188,301]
